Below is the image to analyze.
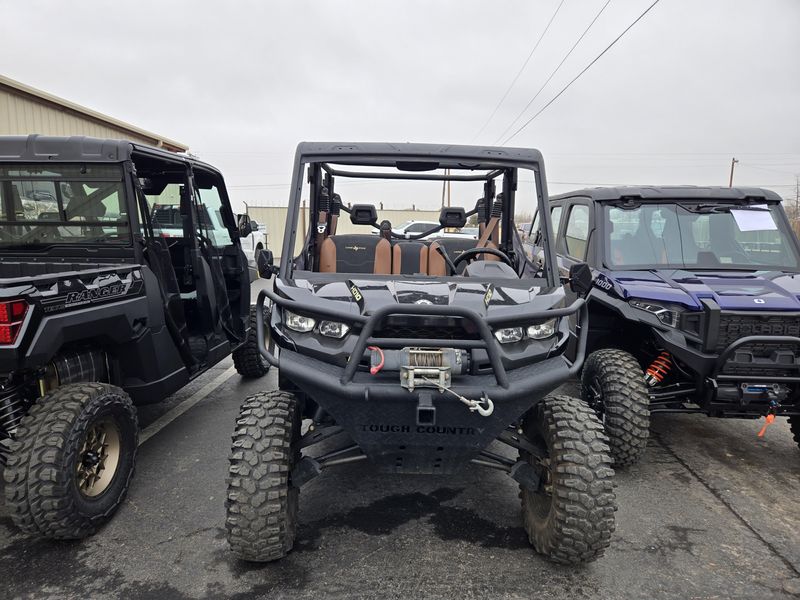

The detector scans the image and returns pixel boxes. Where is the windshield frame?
[282,145,556,286]
[601,199,800,273]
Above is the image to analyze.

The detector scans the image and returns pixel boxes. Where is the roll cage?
[279,142,560,286]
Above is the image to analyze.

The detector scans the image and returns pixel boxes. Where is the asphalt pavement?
[1,352,799,599]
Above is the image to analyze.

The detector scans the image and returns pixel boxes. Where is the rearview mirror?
[256,248,275,279]
[568,262,593,297]
[250,220,260,232]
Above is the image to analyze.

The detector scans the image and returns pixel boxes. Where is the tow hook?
[757,399,780,438]
[421,376,494,417]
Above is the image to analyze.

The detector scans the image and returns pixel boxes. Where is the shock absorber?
[0,386,27,434]
[645,351,672,386]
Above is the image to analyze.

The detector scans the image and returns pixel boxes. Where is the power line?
[470,0,566,142]
[502,0,662,145]
[739,163,799,176]
[493,0,613,145]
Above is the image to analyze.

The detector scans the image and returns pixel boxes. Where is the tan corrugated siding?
[0,87,154,145]
[0,82,186,150]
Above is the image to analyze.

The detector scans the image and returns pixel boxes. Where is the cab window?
[564,204,590,259]
[551,205,563,237]
[528,210,540,241]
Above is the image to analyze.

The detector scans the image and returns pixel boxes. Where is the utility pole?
[728,157,738,187]
[794,175,800,236]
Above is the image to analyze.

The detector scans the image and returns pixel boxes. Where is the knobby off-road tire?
[520,395,616,565]
[789,416,800,451]
[233,305,271,378]
[3,383,138,539]
[226,390,301,562]
[581,349,650,467]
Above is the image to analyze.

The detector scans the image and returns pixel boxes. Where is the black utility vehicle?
[225,142,616,565]
[530,186,800,465]
[0,135,266,540]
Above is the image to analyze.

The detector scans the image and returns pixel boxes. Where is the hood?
[600,269,800,311]
[276,277,564,318]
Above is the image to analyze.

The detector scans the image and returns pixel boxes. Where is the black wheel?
[3,383,138,539]
[226,390,300,562]
[581,349,650,467]
[520,395,616,564]
[790,416,800,450]
[233,304,270,378]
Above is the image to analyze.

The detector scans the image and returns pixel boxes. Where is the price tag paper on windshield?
[730,205,777,232]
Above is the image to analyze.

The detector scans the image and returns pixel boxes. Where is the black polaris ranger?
[225,142,617,565]
[533,186,800,465]
[0,135,267,540]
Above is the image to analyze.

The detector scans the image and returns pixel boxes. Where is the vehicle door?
[558,200,593,359]
[524,203,564,270]
[190,166,249,343]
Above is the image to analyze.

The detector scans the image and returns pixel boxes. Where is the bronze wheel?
[76,418,122,498]
[4,382,137,539]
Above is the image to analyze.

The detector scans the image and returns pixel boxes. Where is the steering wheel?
[452,247,515,271]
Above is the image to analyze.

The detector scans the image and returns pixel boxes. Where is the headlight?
[318,320,350,339]
[629,299,680,328]
[494,327,524,344]
[285,310,316,332]
[526,319,557,340]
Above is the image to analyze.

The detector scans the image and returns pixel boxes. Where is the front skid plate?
[281,351,568,474]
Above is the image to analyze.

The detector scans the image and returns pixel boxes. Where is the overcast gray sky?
[1,0,799,212]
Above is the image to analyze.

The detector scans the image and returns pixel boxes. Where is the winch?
[368,347,469,391]
[716,382,791,407]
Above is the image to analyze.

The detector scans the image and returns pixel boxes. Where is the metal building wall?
[0,76,187,151]
[0,89,153,144]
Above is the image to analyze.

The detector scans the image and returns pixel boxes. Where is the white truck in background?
[237,213,268,278]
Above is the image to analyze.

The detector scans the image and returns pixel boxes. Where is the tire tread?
[581,349,650,466]
[233,305,270,378]
[3,382,137,539]
[521,395,617,564]
[225,390,298,562]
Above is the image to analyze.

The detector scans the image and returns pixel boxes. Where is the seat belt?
[477,195,503,249]
[315,186,330,263]
[329,193,341,235]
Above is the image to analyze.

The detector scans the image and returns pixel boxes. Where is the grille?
[373,317,479,341]
[716,313,800,351]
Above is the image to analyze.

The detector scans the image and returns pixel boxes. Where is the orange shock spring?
[645,351,672,386]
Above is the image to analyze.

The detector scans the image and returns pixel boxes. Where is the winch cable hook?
[421,377,494,417]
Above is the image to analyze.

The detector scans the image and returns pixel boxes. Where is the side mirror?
[237,213,253,238]
[256,248,275,279]
[250,220,260,232]
[568,262,593,297]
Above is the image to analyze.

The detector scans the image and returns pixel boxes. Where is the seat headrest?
[350,204,377,225]
[439,207,466,228]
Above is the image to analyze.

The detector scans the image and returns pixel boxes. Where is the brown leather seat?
[319,235,391,274]
[392,241,429,275]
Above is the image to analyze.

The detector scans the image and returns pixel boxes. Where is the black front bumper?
[255,285,588,473]
[653,329,800,414]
